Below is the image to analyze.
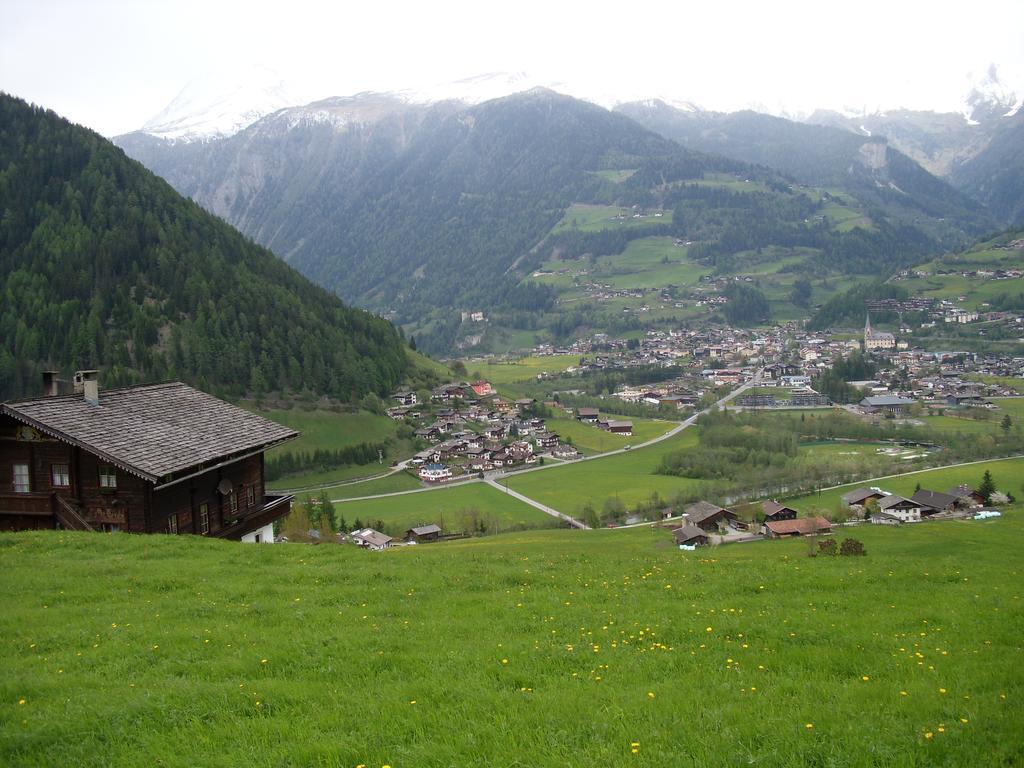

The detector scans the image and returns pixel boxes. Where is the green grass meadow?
[506,429,700,512]
[2,513,1022,767]
[333,481,557,533]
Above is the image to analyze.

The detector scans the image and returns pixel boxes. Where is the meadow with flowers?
[1,510,1022,767]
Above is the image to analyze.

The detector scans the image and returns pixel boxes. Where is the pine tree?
[978,470,996,504]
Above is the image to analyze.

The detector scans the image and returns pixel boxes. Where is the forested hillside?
[952,111,1024,226]
[615,101,995,241]
[0,94,408,400]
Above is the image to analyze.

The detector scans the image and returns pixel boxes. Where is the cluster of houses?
[670,499,831,548]
[671,477,997,548]
[842,483,990,524]
[349,523,444,550]
[389,382,588,482]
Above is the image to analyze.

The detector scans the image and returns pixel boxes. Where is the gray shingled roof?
[685,500,733,523]
[2,382,297,484]
[673,523,708,544]
[408,524,442,536]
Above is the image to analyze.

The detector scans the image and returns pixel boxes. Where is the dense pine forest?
[0,94,408,401]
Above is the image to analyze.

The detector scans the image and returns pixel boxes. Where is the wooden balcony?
[0,492,54,517]
[214,493,292,540]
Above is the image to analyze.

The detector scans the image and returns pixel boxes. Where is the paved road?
[484,478,588,529]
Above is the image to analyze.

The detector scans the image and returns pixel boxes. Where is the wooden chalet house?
[0,372,297,542]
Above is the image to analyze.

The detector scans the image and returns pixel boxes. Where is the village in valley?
[320,305,1024,552]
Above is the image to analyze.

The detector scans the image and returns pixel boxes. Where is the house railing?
[0,492,54,517]
[54,495,95,532]
[213,493,292,539]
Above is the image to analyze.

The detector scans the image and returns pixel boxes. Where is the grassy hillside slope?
[4,518,1021,767]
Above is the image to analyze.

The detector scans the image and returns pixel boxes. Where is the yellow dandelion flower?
[862,676,870,681]
[706,627,713,632]
[939,688,946,694]
[900,691,908,696]
[261,659,268,664]
[18,699,26,705]
[925,732,933,740]
[805,723,814,729]
[960,718,968,724]
[501,658,508,665]
[937,727,945,733]
[410,700,416,705]
[647,692,655,699]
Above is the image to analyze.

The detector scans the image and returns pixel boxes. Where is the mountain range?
[110,79,1018,352]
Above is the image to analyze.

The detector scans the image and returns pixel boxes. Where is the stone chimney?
[42,370,60,397]
[73,370,100,406]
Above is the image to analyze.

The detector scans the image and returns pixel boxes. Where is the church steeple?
[864,312,872,349]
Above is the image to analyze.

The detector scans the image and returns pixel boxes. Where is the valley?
[3,45,1024,768]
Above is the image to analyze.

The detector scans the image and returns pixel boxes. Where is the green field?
[507,429,700,513]
[588,168,637,183]
[552,203,669,233]
[475,355,582,385]
[255,408,398,456]
[784,455,1024,514]
[546,415,675,455]
[248,408,416,490]
[333,481,557,534]
[3,513,1022,767]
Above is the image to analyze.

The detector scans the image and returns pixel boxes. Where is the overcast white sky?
[2,0,1023,136]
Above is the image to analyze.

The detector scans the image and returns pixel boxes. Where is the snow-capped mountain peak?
[962,63,1018,123]
[140,67,300,142]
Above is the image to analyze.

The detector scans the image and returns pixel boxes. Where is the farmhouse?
[404,523,442,543]
[877,494,923,522]
[762,500,798,523]
[910,489,960,515]
[673,523,710,547]
[841,487,888,509]
[534,431,560,450]
[576,407,600,422]
[683,500,738,532]
[351,528,393,550]
[0,372,296,542]
[392,391,418,406]
[764,516,832,538]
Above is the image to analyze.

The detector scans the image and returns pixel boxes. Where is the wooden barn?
[0,372,297,542]
[762,500,799,524]
[683,500,738,532]
[763,517,832,538]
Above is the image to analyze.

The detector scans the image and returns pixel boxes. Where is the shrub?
[840,538,867,556]
[818,539,838,556]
